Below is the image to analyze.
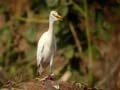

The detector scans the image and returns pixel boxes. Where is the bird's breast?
[43,39,54,57]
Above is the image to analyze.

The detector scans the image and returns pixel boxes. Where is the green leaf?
[46,0,59,7]
[72,2,85,16]
[25,48,36,62]
[0,55,4,64]
[10,66,16,75]
[63,45,74,59]
[102,31,112,41]
[84,44,100,61]
[54,23,60,34]
[0,25,10,36]
[57,6,68,17]
[22,24,37,43]
[70,71,84,82]
[61,0,73,6]
[91,45,100,60]
[103,21,115,31]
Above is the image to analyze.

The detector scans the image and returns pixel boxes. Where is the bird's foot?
[46,73,55,81]
[39,73,55,81]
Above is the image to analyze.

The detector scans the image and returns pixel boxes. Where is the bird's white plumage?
[37,11,61,75]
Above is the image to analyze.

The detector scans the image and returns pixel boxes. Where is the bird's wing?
[37,34,46,67]
[37,44,44,66]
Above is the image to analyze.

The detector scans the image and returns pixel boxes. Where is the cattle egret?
[37,11,62,78]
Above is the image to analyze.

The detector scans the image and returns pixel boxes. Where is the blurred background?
[0,0,120,90]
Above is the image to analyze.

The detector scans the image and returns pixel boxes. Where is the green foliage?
[22,24,37,43]
[84,45,100,61]
[46,0,59,7]
[63,45,74,59]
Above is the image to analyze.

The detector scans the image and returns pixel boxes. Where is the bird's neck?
[48,19,54,34]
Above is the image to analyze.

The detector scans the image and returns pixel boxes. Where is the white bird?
[37,11,62,77]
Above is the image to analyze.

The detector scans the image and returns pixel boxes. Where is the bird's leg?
[46,54,54,80]
[38,63,43,75]
[37,54,55,81]
[49,54,54,74]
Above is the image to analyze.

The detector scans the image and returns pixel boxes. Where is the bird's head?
[49,11,63,22]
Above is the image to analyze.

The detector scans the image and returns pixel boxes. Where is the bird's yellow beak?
[56,15,63,21]
[53,14,63,21]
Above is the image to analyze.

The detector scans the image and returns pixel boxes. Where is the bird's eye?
[52,13,56,17]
